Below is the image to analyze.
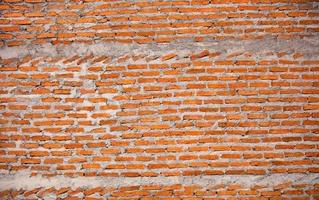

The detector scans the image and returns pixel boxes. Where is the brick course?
[0,183,318,199]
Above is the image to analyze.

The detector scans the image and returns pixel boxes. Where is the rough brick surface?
[0,183,318,199]
[0,0,319,199]
[0,0,318,46]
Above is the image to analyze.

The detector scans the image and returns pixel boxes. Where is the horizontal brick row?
[0,182,318,199]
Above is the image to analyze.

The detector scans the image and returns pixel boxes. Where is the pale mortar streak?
[0,37,319,60]
[0,171,318,190]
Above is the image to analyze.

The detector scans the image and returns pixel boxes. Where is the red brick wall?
[0,0,318,199]
[0,0,318,46]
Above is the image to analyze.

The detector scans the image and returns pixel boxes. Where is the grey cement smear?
[0,37,319,60]
[0,171,318,190]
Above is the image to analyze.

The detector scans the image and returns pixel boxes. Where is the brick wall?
[0,0,318,199]
[0,0,318,46]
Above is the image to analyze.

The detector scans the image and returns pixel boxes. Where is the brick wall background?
[0,0,319,199]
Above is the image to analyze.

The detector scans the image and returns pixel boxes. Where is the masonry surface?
[0,0,319,199]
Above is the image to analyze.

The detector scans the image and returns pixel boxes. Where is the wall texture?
[0,0,319,199]
[0,0,319,46]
